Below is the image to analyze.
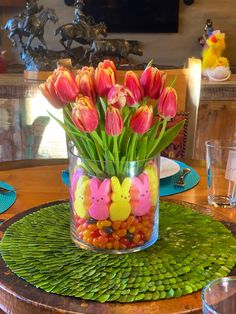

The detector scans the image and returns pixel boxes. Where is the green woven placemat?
[1,201,236,303]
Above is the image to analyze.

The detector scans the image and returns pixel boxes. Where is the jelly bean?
[90,230,100,238]
[133,234,141,243]
[92,237,99,247]
[77,217,86,224]
[126,232,134,241]
[96,221,104,229]
[120,238,130,246]
[112,231,120,240]
[87,217,97,224]
[128,226,136,233]
[103,226,114,234]
[117,229,127,237]
[76,225,83,233]
[112,221,121,230]
[78,231,84,238]
[87,224,97,231]
[126,215,135,226]
[83,230,91,238]
[98,242,106,249]
[136,223,144,231]
[102,220,112,227]
[137,240,145,246]
[99,229,108,237]
[107,242,113,249]
[113,240,120,249]
[82,222,89,229]
[120,243,127,250]
[121,221,128,229]
[142,219,150,227]
[98,236,108,244]
[132,218,139,226]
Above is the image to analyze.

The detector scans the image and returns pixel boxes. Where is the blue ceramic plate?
[0,181,16,214]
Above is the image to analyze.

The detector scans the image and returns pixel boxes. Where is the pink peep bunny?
[130,173,152,216]
[88,178,111,220]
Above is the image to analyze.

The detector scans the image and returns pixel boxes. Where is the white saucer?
[160,157,180,179]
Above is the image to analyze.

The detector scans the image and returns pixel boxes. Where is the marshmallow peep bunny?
[88,178,111,220]
[71,167,85,204]
[109,176,131,221]
[74,175,91,219]
[130,173,152,216]
[144,163,158,206]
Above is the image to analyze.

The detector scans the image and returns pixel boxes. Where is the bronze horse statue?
[55,21,107,51]
[2,8,58,49]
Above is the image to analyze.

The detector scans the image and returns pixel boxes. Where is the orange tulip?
[105,106,123,136]
[158,87,177,119]
[107,84,131,109]
[130,105,153,134]
[95,60,117,97]
[39,66,79,108]
[140,66,164,99]
[124,71,144,105]
[72,96,98,132]
[76,66,96,103]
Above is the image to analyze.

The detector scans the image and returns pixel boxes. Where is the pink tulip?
[140,66,164,99]
[130,105,153,134]
[39,66,79,108]
[107,84,131,109]
[72,96,98,132]
[95,60,117,97]
[105,106,123,136]
[158,87,177,119]
[76,66,96,102]
[124,71,144,105]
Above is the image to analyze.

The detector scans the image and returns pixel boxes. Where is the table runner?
[1,200,236,303]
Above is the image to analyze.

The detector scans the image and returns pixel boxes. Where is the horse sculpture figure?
[55,21,107,52]
[2,8,58,49]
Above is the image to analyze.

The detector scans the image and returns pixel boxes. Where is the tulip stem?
[129,133,138,161]
[113,136,120,175]
[148,118,168,158]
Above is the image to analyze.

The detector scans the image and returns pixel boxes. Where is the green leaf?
[148,119,168,157]
[147,119,161,154]
[138,136,148,161]
[149,119,186,157]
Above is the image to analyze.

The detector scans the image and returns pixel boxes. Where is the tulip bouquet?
[40,59,184,178]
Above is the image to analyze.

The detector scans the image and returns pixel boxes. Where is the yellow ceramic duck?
[202,31,229,72]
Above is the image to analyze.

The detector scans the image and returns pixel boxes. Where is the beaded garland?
[1,201,236,303]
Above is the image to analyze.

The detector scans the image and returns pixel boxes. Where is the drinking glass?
[202,277,236,314]
[206,140,236,207]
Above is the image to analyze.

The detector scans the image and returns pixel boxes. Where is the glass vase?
[69,145,160,253]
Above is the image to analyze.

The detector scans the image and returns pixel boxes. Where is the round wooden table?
[0,159,235,314]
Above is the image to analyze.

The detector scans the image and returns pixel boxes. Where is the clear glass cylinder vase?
[69,145,160,253]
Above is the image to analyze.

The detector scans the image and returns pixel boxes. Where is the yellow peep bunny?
[74,175,91,218]
[109,176,131,221]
